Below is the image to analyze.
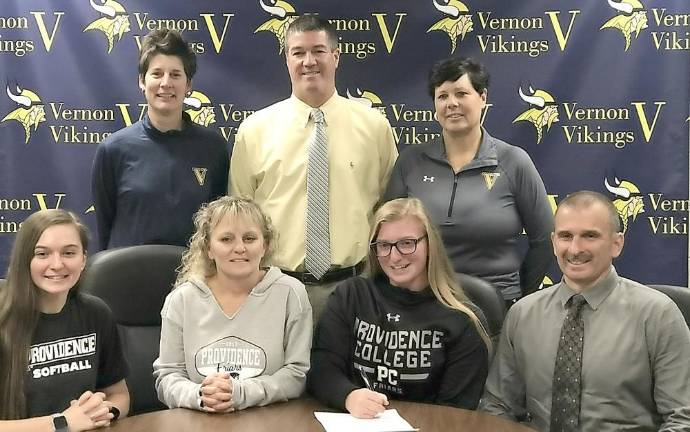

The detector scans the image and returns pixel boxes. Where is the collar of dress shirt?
[291,90,338,128]
[557,265,618,311]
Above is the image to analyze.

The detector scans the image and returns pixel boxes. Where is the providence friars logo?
[195,336,267,380]
[427,0,473,53]
[83,0,131,53]
[1,84,46,144]
[255,0,298,54]
[513,86,559,144]
[600,0,648,51]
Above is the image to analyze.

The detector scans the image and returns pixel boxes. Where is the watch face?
[109,405,121,421]
[52,414,68,431]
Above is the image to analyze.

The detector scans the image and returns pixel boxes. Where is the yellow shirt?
[230,92,398,271]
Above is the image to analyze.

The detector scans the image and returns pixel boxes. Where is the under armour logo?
[386,313,400,322]
[423,175,435,182]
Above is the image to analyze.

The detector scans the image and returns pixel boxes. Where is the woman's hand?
[345,388,389,419]
[200,372,234,413]
[63,391,112,431]
[89,400,115,425]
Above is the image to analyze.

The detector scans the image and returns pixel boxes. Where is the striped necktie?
[305,108,331,279]
[550,294,587,432]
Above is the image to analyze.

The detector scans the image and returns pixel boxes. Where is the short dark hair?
[285,14,338,51]
[427,57,489,99]
[556,190,622,233]
[138,29,197,81]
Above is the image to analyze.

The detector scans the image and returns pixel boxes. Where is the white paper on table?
[314,409,418,432]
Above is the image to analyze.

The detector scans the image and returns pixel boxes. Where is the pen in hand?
[359,368,374,390]
[359,368,389,410]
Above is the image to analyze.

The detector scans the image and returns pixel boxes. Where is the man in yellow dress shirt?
[230,15,398,321]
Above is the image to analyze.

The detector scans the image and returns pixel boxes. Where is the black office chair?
[79,245,186,414]
[648,284,690,329]
[456,272,506,341]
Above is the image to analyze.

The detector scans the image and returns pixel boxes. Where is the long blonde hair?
[176,196,277,285]
[0,209,88,419]
[367,198,491,349]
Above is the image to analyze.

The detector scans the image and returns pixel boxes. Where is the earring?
[186,90,192,97]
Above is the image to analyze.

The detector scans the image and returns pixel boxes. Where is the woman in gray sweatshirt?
[153,196,312,412]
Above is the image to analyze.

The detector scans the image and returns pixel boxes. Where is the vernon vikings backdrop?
[0,0,688,287]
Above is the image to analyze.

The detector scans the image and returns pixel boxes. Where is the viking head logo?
[539,276,554,291]
[1,84,46,144]
[184,91,216,127]
[346,88,383,108]
[427,0,473,53]
[513,86,559,144]
[255,0,298,54]
[600,0,648,51]
[604,176,645,233]
[83,0,131,53]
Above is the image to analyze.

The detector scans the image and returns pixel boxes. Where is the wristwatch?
[51,413,69,432]
[109,405,121,421]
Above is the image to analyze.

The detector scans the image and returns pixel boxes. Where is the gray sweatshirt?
[153,267,312,410]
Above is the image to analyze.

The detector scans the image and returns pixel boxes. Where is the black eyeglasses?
[370,235,427,257]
